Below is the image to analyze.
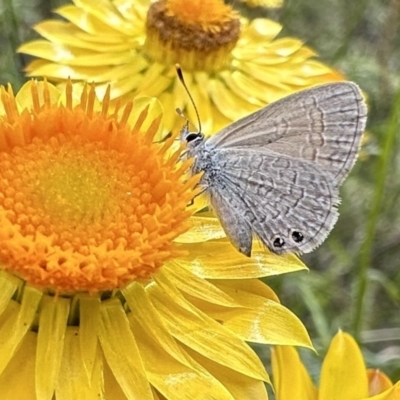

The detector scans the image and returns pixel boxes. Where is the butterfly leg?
[186,185,208,207]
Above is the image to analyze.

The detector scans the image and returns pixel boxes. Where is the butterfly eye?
[292,231,304,243]
[185,132,202,143]
[273,237,285,248]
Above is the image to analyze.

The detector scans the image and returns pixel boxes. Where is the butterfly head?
[177,106,205,151]
[180,122,204,147]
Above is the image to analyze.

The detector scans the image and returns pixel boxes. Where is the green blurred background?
[1,0,399,386]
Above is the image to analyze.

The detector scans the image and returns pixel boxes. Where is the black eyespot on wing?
[292,231,304,243]
[273,237,285,248]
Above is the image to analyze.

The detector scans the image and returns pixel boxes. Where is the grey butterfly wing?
[209,148,339,254]
[208,187,253,256]
[207,82,367,185]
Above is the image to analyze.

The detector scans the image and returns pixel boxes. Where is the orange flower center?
[165,0,237,29]
[0,81,199,293]
[145,0,240,71]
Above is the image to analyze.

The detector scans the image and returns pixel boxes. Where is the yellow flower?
[18,0,343,135]
[0,80,311,399]
[272,330,400,400]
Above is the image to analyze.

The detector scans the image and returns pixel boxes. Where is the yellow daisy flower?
[272,330,400,400]
[0,80,311,399]
[18,0,343,135]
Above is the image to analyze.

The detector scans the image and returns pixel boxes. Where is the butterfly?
[180,81,367,256]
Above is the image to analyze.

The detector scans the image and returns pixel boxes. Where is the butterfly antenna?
[175,64,202,134]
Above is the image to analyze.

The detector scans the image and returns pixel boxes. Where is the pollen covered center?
[0,83,199,293]
[34,140,116,227]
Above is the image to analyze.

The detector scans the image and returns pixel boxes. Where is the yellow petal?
[149,276,269,381]
[319,331,368,400]
[186,346,269,400]
[98,298,153,400]
[93,57,148,81]
[210,101,232,132]
[36,296,70,400]
[235,61,288,86]
[0,298,18,327]
[79,295,101,380]
[95,73,143,98]
[103,359,132,400]
[34,21,132,52]
[25,60,113,81]
[56,5,132,36]
[161,263,240,307]
[209,78,259,120]
[0,271,19,318]
[272,346,317,400]
[18,40,90,63]
[123,282,197,368]
[242,19,282,43]
[176,239,307,279]
[135,63,172,97]
[204,282,313,348]
[267,37,305,57]
[295,60,339,78]
[222,70,273,104]
[56,327,103,400]
[211,278,279,302]
[0,286,42,375]
[236,64,293,102]
[64,50,139,67]
[124,284,244,398]
[368,369,393,395]
[0,331,37,399]
[70,0,138,36]
[285,47,319,64]
[234,38,309,65]
[220,70,264,106]
[128,301,235,400]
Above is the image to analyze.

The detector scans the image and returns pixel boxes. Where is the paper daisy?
[19,0,343,135]
[0,79,311,399]
[272,330,400,400]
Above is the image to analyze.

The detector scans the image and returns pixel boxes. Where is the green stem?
[353,88,400,339]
